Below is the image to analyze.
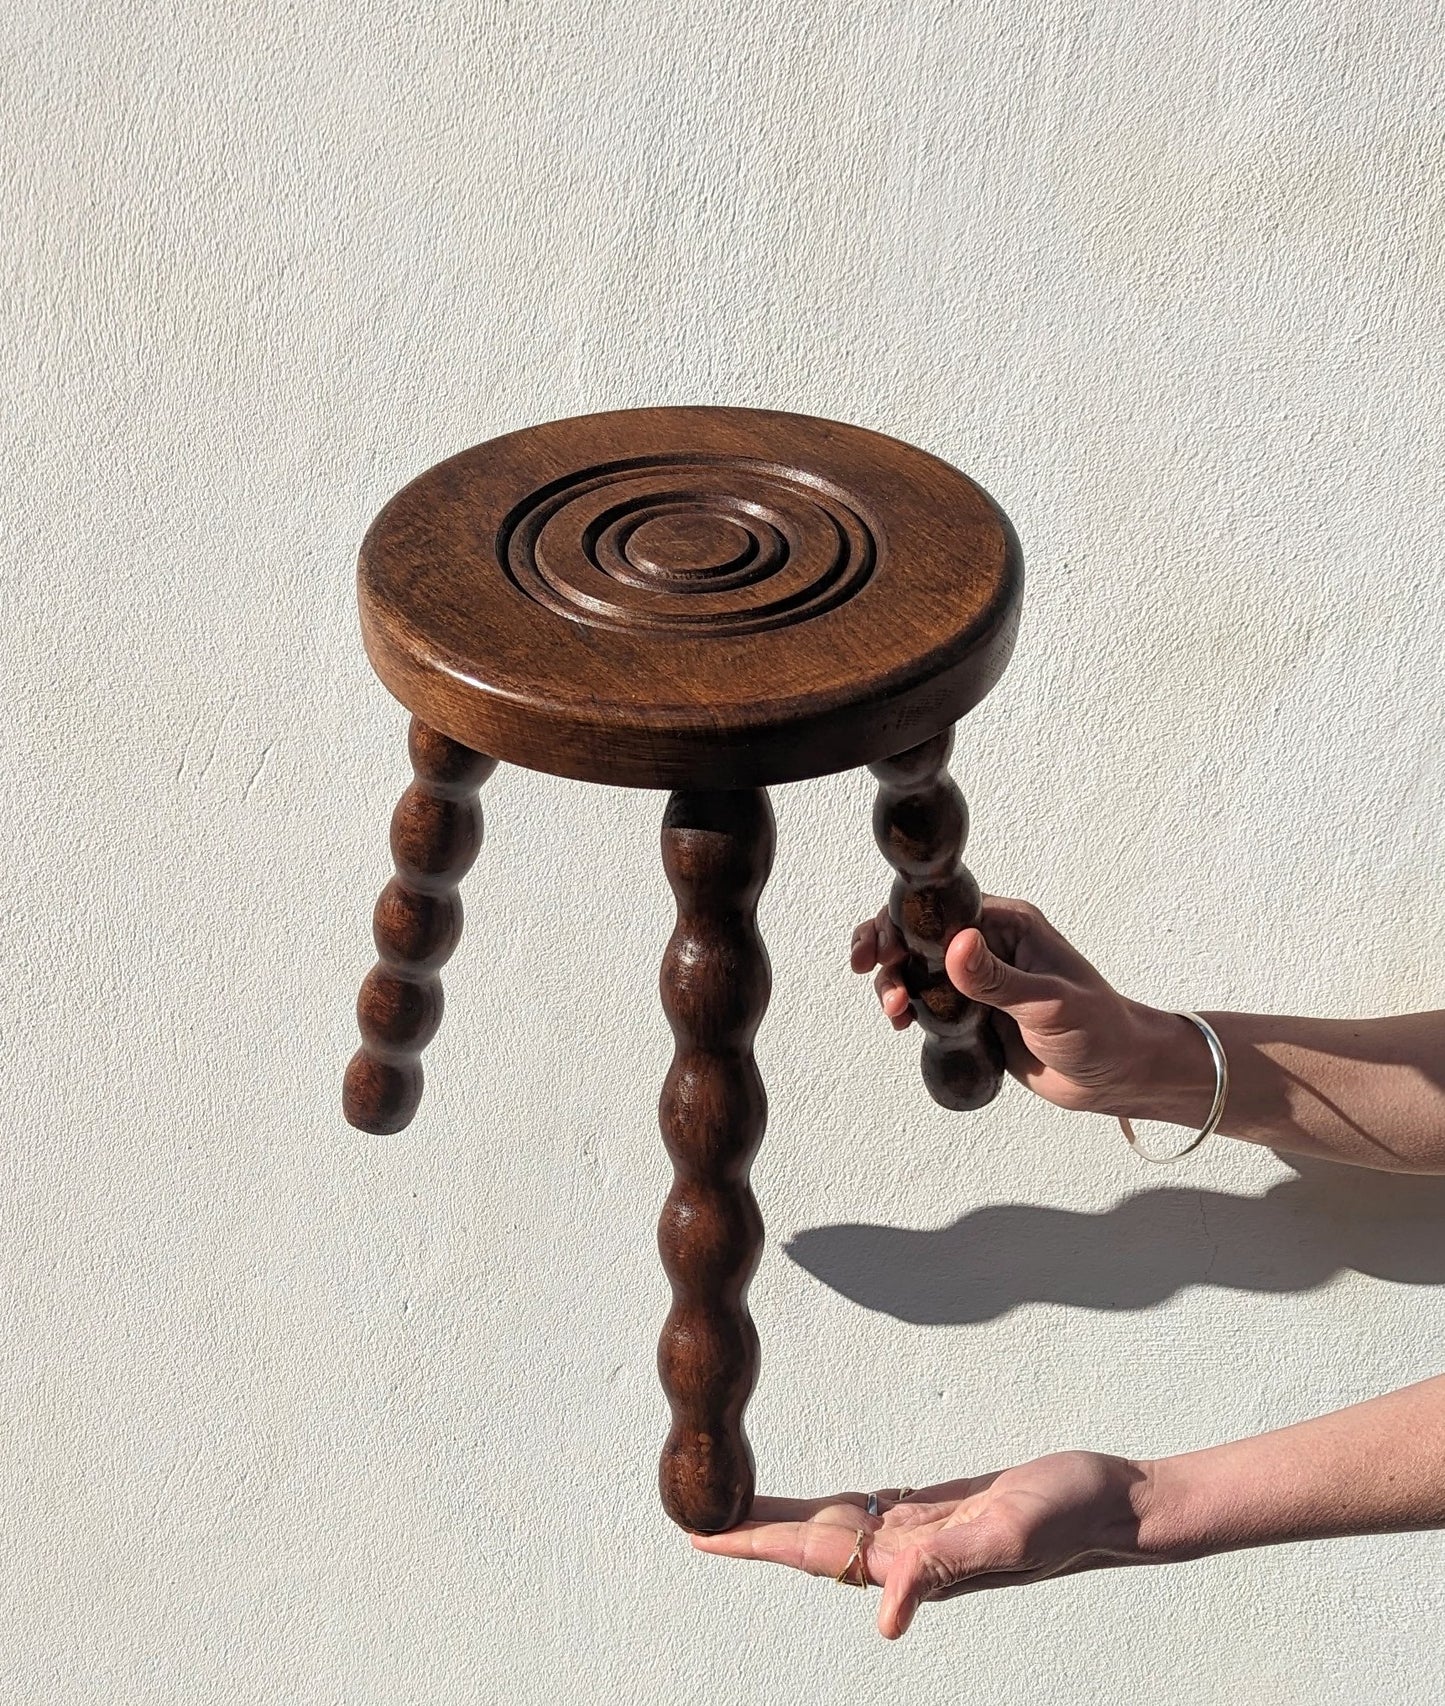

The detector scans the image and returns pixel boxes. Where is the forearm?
[1136,1374,1445,1561]
[1117,1007,1445,1173]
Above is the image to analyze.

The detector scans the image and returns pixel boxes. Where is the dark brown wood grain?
[656,789,773,1532]
[345,408,1024,1530]
[870,729,1005,1111]
[343,717,497,1134]
[357,407,1022,789]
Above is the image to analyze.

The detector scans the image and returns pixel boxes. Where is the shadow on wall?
[783,1156,1445,1325]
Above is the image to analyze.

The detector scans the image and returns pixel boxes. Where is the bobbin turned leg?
[869,728,1004,1111]
[656,789,774,1533]
[343,717,498,1135]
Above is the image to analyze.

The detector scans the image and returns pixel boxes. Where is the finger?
[850,919,879,973]
[877,1514,1029,1637]
[877,1543,950,1639]
[896,1506,1042,1629]
[944,927,1067,1025]
[744,1493,869,1523]
[974,894,1036,961]
[690,1521,812,1569]
[691,1520,871,1581]
[979,895,1108,984]
[873,969,913,1030]
[875,912,907,968]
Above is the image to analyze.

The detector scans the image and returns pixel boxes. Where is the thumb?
[877,1543,948,1640]
[945,927,1060,1019]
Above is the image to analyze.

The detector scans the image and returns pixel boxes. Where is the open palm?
[691,1452,1151,1638]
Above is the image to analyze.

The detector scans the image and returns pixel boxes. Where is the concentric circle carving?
[498,456,879,635]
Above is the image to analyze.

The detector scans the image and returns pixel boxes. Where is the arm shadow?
[782,1155,1445,1325]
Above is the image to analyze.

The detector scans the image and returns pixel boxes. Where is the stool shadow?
[782,1156,1445,1324]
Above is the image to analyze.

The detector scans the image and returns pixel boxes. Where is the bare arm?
[854,898,1445,1173]
[692,1374,1445,1637]
[685,902,1445,1631]
[1144,1372,1445,1559]
[1129,1009,1445,1173]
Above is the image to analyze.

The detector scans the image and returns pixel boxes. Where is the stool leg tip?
[342,1052,422,1135]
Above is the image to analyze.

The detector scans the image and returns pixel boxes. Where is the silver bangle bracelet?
[1117,1010,1229,1166]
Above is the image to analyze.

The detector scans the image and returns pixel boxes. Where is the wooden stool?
[342,407,1022,1532]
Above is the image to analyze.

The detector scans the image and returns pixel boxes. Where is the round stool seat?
[358,406,1022,787]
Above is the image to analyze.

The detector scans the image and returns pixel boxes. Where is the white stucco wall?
[6,1,1445,1699]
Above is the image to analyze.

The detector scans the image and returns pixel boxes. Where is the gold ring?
[835,1528,870,1588]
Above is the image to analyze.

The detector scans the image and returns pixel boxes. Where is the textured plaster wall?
[5,1,1445,1701]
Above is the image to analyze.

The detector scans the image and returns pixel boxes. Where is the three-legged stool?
[342,407,1022,1532]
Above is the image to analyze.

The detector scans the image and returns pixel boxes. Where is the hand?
[691,1452,1154,1638]
[850,895,1213,1123]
